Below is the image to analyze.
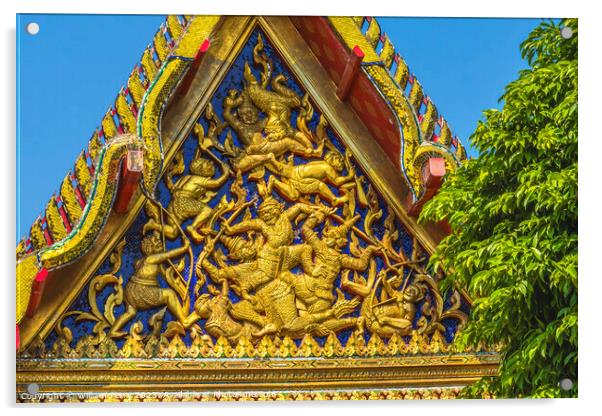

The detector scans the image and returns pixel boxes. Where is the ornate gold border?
[17,387,471,402]
[17,352,498,401]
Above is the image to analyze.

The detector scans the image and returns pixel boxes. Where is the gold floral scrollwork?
[54,239,127,346]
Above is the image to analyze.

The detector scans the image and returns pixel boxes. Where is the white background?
[2,0,598,414]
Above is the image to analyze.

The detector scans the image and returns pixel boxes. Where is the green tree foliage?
[420,19,577,398]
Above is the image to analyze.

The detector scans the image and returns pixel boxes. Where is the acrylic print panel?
[15,14,577,402]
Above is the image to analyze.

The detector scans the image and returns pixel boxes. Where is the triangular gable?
[26,18,470,354]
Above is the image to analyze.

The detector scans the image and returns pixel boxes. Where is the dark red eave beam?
[114,150,143,214]
[25,267,49,319]
[406,157,446,217]
[337,45,364,101]
[178,39,210,98]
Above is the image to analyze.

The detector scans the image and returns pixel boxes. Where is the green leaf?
[419,18,578,399]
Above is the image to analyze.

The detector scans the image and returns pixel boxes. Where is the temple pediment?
[16,15,497,402]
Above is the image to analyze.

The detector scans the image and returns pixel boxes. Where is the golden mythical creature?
[264,150,355,205]
[342,267,425,337]
[194,279,258,344]
[199,220,357,339]
[143,155,230,242]
[278,210,380,333]
[197,234,269,331]
[108,234,199,337]
[222,196,315,274]
[221,196,356,337]
[232,63,322,173]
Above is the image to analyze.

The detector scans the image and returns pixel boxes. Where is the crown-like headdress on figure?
[237,90,258,116]
[219,235,249,253]
[257,196,284,216]
[189,157,214,175]
[140,232,162,255]
[219,235,257,262]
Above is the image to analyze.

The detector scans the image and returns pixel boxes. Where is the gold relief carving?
[18,367,498,402]
[45,33,468,357]
[18,330,499,401]
[28,328,498,359]
[144,143,231,242]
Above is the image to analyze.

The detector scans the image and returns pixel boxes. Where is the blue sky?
[377,17,541,156]
[16,14,541,240]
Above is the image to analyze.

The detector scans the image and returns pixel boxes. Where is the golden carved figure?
[194,280,257,344]
[198,234,269,331]
[265,150,354,205]
[230,36,322,174]
[220,197,318,336]
[144,154,230,242]
[223,90,266,147]
[342,267,427,337]
[234,70,322,173]
[297,211,376,302]
[108,234,199,337]
[363,283,422,337]
[223,197,315,273]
